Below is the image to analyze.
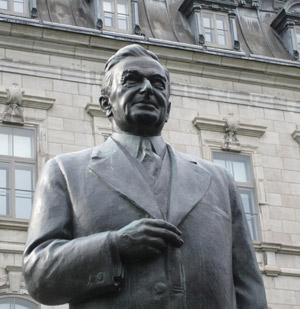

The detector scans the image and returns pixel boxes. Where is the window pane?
[232,161,247,182]
[246,213,259,240]
[0,0,8,10]
[13,129,34,158]
[118,15,128,30]
[16,306,28,309]
[0,298,38,309]
[296,28,300,48]
[103,0,113,12]
[213,153,233,175]
[216,15,227,30]
[15,298,38,309]
[0,188,9,216]
[15,164,34,191]
[239,188,258,240]
[203,13,213,28]
[104,13,114,27]
[232,155,251,183]
[217,30,227,45]
[205,30,214,43]
[0,163,9,216]
[239,187,256,214]
[0,127,12,156]
[15,190,33,219]
[0,163,9,188]
[117,0,128,14]
[14,0,24,13]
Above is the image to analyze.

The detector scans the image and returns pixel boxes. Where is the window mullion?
[115,0,118,28]
[213,14,217,44]
[236,182,254,188]
[11,159,15,218]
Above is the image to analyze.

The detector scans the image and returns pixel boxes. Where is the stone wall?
[0,21,300,308]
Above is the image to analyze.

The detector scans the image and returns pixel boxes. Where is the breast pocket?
[203,201,231,222]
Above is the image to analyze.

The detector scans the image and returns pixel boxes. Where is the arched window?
[0,297,38,309]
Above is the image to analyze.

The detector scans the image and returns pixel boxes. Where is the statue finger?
[145,219,182,236]
[144,236,166,250]
[145,227,184,247]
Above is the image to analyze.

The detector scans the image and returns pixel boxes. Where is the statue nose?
[139,79,153,96]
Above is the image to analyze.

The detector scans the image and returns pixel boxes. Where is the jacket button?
[154,282,167,294]
[96,272,103,283]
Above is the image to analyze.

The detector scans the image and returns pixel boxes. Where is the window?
[213,152,260,240]
[296,27,300,51]
[0,0,28,16]
[102,0,130,32]
[0,297,38,309]
[202,11,230,48]
[0,126,35,220]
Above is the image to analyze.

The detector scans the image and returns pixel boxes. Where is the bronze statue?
[23,44,267,308]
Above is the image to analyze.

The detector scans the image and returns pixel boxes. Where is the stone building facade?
[0,0,300,308]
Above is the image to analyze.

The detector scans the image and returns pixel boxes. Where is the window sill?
[0,217,29,231]
[0,13,39,23]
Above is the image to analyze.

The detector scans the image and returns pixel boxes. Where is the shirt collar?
[112,132,166,158]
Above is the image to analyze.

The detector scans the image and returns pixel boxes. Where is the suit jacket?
[23,137,267,308]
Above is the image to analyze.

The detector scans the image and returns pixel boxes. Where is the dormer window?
[271,0,300,60]
[296,27,300,50]
[179,1,240,50]
[103,0,131,32]
[202,11,230,48]
[92,0,141,34]
[0,0,28,16]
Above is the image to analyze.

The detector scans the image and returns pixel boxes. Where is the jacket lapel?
[168,145,212,227]
[88,138,164,220]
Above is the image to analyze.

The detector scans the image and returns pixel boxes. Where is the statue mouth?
[133,101,159,110]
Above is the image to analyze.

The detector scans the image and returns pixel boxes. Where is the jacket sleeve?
[226,172,268,309]
[23,158,123,306]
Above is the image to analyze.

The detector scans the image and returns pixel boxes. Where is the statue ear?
[165,102,171,122]
[99,95,113,117]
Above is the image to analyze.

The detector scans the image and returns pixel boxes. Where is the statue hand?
[115,218,183,262]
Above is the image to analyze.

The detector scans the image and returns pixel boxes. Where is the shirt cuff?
[107,231,124,287]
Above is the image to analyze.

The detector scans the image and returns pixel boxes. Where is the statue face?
[107,56,170,136]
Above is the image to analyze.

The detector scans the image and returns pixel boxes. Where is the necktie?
[138,139,161,180]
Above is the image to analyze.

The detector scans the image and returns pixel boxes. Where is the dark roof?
[1,0,300,62]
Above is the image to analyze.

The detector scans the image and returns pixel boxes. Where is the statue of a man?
[23,44,267,308]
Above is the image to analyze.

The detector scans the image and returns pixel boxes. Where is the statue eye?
[152,79,165,89]
[125,74,140,85]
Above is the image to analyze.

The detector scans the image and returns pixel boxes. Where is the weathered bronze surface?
[23,45,267,308]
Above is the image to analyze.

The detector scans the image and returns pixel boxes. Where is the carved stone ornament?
[3,84,25,125]
[222,113,241,151]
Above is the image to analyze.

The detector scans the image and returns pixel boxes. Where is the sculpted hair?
[101,44,170,96]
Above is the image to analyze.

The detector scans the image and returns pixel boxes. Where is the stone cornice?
[254,241,300,255]
[193,116,267,138]
[0,217,28,231]
[85,103,106,118]
[0,20,300,92]
[172,83,300,113]
[255,242,300,277]
[0,241,25,254]
[0,90,54,110]
[5,266,22,272]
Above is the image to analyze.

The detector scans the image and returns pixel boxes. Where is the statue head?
[99,44,171,136]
